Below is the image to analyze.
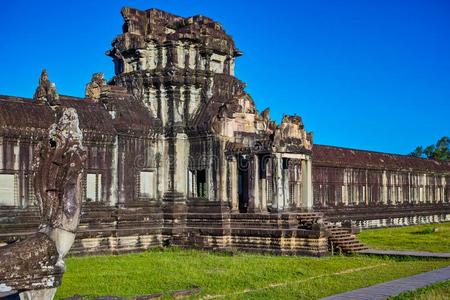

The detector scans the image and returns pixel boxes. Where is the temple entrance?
[238,156,249,213]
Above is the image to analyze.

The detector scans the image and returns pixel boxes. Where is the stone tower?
[107,8,247,209]
[107,7,242,128]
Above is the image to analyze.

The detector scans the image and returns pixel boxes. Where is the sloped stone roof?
[99,85,162,136]
[0,95,116,139]
[0,96,53,134]
[313,144,450,173]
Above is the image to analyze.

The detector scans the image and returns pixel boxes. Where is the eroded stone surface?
[0,108,86,298]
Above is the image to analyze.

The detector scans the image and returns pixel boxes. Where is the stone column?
[273,154,284,212]
[301,159,313,210]
[248,154,260,212]
[219,140,228,203]
[419,174,424,203]
[407,172,412,203]
[174,133,188,196]
[207,138,214,202]
[230,156,238,212]
[110,136,119,205]
[283,159,290,210]
[382,170,388,204]
[156,137,165,200]
[118,139,126,206]
[294,164,301,208]
[296,181,302,208]
[260,160,268,212]
[167,42,179,67]
[162,133,188,243]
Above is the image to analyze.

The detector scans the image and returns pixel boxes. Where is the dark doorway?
[238,156,249,213]
[196,169,207,198]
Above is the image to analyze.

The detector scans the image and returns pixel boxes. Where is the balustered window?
[0,173,18,206]
[84,173,102,202]
[138,171,156,199]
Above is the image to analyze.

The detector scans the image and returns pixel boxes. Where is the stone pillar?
[273,154,284,212]
[248,155,260,212]
[419,174,424,203]
[13,141,19,170]
[156,84,168,126]
[219,140,228,203]
[207,138,214,202]
[408,172,412,203]
[294,164,301,208]
[301,159,313,210]
[155,138,165,200]
[255,155,260,210]
[341,169,348,205]
[296,181,302,208]
[167,42,178,67]
[283,160,290,210]
[174,133,188,196]
[382,170,388,204]
[118,139,126,206]
[230,157,238,212]
[247,156,254,211]
[162,132,188,244]
[110,136,119,205]
[259,156,267,212]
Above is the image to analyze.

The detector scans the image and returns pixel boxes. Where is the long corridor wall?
[312,145,450,228]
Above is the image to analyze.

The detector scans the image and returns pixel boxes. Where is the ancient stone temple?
[0,7,449,256]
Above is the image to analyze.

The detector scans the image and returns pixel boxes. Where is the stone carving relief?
[0,108,86,299]
[273,115,312,151]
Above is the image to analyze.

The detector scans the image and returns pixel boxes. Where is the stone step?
[332,240,362,246]
[329,236,356,242]
[343,246,369,252]
[324,217,368,254]
[329,233,351,238]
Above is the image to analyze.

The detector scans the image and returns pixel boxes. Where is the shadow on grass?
[411,227,438,235]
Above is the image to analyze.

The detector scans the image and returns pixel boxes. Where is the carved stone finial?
[0,108,86,299]
[85,73,106,100]
[273,114,312,151]
[33,69,60,106]
[261,108,270,122]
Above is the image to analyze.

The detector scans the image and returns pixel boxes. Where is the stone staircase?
[324,221,368,254]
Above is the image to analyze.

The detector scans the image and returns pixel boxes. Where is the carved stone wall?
[312,145,450,228]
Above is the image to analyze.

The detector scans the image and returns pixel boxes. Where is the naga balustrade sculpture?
[0,108,86,299]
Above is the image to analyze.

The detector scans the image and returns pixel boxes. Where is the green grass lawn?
[357,222,450,253]
[56,248,449,300]
[390,280,450,300]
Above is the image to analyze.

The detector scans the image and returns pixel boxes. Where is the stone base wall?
[75,202,164,255]
[319,203,450,229]
[1,201,448,256]
[166,202,329,256]
[0,202,329,257]
[0,203,164,255]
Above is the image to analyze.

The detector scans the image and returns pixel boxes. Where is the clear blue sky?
[1,0,449,155]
